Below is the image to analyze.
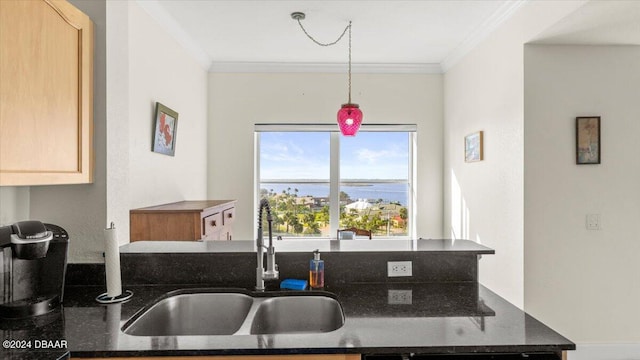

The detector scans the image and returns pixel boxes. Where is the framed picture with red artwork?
[152,102,178,156]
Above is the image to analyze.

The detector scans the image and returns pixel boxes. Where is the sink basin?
[122,289,345,336]
[250,295,344,334]
[122,292,254,336]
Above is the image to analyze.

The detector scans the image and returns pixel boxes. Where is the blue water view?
[261,183,408,206]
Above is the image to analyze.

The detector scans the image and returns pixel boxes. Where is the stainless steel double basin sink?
[122,288,345,336]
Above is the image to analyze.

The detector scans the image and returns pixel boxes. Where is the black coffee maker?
[0,220,69,319]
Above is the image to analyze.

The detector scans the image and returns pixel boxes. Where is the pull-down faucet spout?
[256,198,278,291]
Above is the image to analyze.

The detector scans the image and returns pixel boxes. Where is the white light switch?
[586,214,601,230]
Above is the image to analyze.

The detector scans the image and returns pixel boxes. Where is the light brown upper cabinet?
[0,0,94,185]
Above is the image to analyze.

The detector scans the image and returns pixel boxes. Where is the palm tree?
[315,206,330,226]
[292,217,303,234]
[272,214,285,232]
[302,213,320,234]
[283,211,296,233]
[304,221,321,234]
[399,207,408,230]
[340,208,359,228]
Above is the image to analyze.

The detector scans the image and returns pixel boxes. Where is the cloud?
[261,164,330,180]
[356,146,405,164]
[261,141,305,163]
[260,137,329,179]
[341,162,408,180]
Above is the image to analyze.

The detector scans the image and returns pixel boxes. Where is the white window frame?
[254,124,417,240]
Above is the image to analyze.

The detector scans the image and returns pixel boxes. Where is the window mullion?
[329,132,340,237]
[409,132,417,240]
[254,132,260,240]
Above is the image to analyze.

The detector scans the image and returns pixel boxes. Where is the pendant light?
[292,12,363,136]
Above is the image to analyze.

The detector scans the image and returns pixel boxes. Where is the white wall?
[127,1,208,211]
[443,1,584,308]
[105,0,130,248]
[524,45,640,343]
[568,344,640,360]
[0,187,30,225]
[208,73,443,240]
[102,1,209,250]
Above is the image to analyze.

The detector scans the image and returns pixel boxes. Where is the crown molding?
[136,0,525,75]
[209,62,443,74]
[441,0,528,72]
[134,1,440,75]
[135,0,211,70]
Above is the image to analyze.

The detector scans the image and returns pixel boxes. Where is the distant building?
[392,215,406,228]
[313,197,329,207]
[295,196,315,208]
[345,199,373,211]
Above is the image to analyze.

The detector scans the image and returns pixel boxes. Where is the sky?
[260,132,409,180]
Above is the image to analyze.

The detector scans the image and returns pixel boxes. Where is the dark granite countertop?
[2,241,572,359]
[2,282,574,359]
[119,238,496,254]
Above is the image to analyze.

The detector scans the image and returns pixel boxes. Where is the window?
[256,124,415,239]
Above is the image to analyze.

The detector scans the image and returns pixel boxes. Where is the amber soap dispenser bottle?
[309,249,324,289]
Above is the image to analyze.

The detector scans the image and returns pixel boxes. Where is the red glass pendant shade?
[337,103,363,136]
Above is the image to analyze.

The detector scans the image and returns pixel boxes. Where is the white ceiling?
[532,0,640,45]
[140,0,639,73]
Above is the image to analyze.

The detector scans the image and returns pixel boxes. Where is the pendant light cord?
[295,18,350,47]
[348,21,352,104]
[295,18,353,104]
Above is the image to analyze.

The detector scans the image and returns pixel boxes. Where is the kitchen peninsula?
[3,240,575,359]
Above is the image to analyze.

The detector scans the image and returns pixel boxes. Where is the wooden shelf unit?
[129,200,237,242]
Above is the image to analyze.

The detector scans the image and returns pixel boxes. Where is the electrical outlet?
[388,290,412,305]
[387,261,412,277]
[586,214,601,230]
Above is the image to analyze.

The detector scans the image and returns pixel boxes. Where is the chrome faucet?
[256,198,278,291]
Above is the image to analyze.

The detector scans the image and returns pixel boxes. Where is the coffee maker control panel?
[44,223,68,240]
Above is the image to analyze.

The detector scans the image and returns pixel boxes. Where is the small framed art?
[152,102,178,156]
[576,116,600,164]
[465,131,484,162]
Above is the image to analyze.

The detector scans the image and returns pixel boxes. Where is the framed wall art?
[465,131,484,162]
[576,116,600,165]
[152,102,178,156]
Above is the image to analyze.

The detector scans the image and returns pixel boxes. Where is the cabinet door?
[0,0,94,185]
[223,207,236,240]
[203,212,223,240]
